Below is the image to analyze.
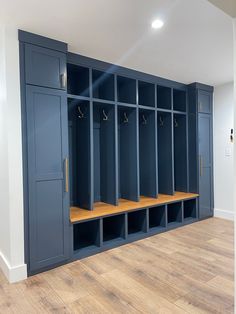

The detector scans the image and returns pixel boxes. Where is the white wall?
[214,82,234,220]
[0,25,26,282]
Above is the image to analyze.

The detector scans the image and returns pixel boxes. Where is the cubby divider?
[93,102,117,206]
[174,113,188,192]
[128,209,147,235]
[67,64,90,97]
[157,86,172,110]
[173,89,186,112]
[73,219,100,252]
[148,205,166,231]
[68,98,91,209]
[118,106,139,202]
[167,202,183,227]
[117,76,136,104]
[138,81,155,107]
[184,199,197,221]
[102,214,126,243]
[139,109,157,198]
[157,111,174,195]
[92,69,115,101]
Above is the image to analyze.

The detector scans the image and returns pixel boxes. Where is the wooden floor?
[0,218,234,313]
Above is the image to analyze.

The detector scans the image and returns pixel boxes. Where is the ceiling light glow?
[151,19,164,29]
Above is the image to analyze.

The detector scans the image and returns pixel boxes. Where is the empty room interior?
[0,0,235,313]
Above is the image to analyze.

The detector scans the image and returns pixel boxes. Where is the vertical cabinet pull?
[60,73,67,89]
[64,158,69,192]
[199,155,203,177]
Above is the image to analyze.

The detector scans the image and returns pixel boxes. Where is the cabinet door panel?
[198,113,213,218]
[26,85,70,272]
[25,44,66,89]
[198,90,211,114]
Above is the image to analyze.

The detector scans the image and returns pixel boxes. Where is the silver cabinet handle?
[60,73,67,89]
[64,158,69,192]
[199,155,203,177]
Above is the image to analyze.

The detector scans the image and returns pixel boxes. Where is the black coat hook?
[159,115,164,126]
[78,106,84,119]
[102,109,108,121]
[123,112,129,123]
[142,114,147,125]
[174,118,178,128]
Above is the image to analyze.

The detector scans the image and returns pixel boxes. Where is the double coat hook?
[159,115,164,127]
[123,112,129,123]
[102,109,108,121]
[78,106,84,119]
[142,114,147,125]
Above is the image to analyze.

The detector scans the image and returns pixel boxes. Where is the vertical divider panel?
[125,213,128,239]
[68,99,92,210]
[173,114,188,192]
[157,111,174,195]
[99,218,103,247]
[155,85,159,197]
[93,102,117,205]
[118,106,139,201]
[139,109,157,198]
[89,68,94,210]
[114,75,119,205]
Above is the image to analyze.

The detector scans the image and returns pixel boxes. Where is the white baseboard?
[0,251,27,283]
[214,208,234,221]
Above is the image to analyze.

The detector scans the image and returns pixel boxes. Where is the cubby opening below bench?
[70,192,198,224]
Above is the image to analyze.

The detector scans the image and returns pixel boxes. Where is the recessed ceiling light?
[151,19,164,29]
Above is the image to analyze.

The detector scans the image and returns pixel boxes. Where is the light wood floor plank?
[0,217,233,313]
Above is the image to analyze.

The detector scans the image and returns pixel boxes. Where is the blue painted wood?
[167,202,182,224]
[198,90,212,114]
[19,30,67,52]
[68,99,91,209]
[26,85,70,272]
[187,87,198,193]
[102,214,126,243]
[139,109,157,197]
[67,52,188,90]
[93,103,117,205]
[25,44,66,89]
[118,106,139,201]
[198,113,213,218]
[138,81,155,108]
[174,114,188,192]
[157,112,174,195]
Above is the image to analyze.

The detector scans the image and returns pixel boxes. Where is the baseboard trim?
[214,208,234,221]
[0,251,27,283]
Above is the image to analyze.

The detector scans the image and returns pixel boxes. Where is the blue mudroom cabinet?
[19,31,213,275]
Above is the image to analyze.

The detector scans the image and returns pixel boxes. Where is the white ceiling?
[0,0,234,86]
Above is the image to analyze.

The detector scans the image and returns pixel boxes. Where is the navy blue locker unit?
[26,85,70,272]
[188,83,213,219]
[19,30,214,275]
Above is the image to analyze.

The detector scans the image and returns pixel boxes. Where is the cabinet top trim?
[18,30,68,53]
[188,82,214,92]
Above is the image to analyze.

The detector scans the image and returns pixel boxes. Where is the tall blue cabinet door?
[198,113,213,218]
[25,44,66,90]
[26,85,70,272]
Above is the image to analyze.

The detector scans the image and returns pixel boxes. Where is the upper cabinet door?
[25,44,66,90]
[198,90,212,114]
